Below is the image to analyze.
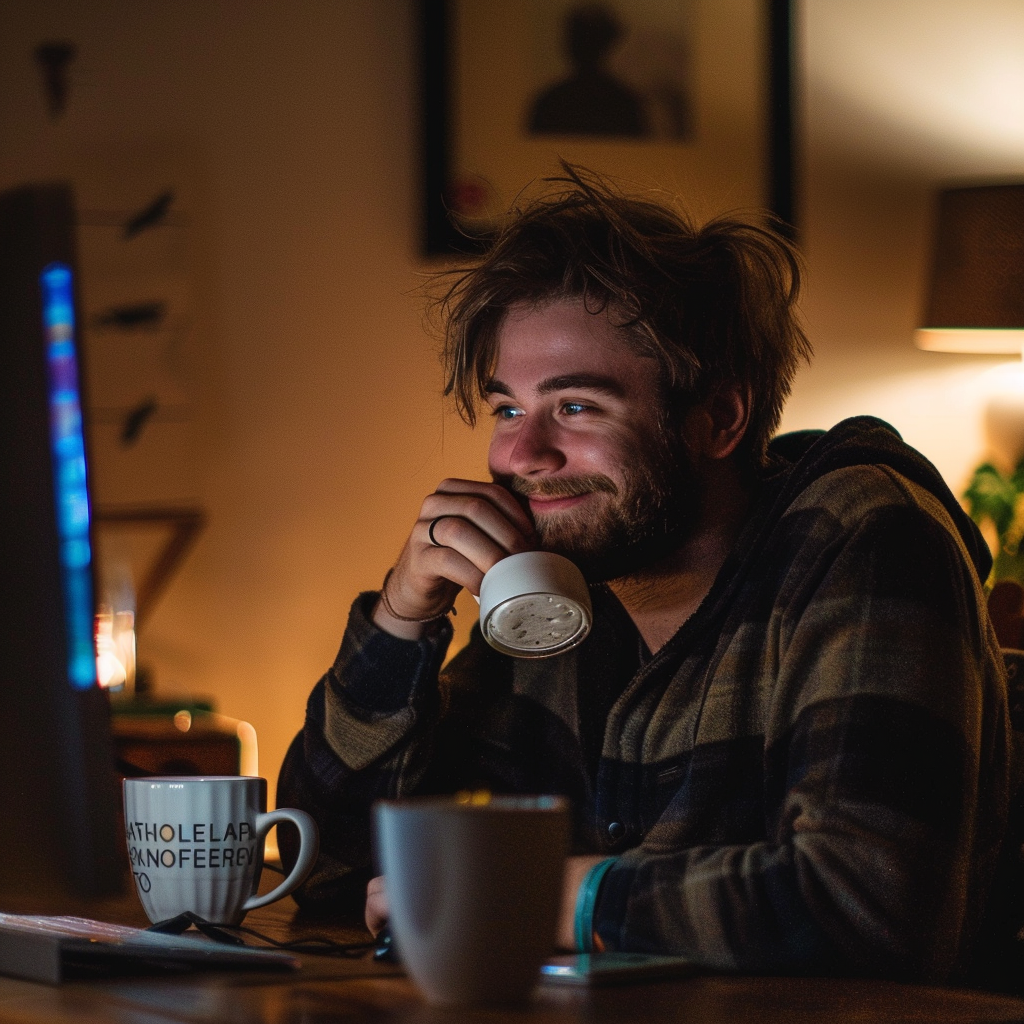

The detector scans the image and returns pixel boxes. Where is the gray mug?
[374,794,570,1005]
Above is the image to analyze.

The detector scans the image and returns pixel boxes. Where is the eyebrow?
[483,373,628,399]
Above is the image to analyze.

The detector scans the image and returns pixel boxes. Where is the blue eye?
[562,402,588,415]
[492,405,523,420]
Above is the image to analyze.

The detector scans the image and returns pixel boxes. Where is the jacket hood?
[765,416,992,583]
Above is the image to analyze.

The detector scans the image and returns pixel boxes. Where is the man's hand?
[366,855,609,948]
[366,875,388,937]
[373,479,536,639]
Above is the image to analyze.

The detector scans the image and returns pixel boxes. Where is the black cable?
[147,911,375,958]
[226,924,374,957]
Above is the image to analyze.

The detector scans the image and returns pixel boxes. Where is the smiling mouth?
[527,493,591,514]
[497,472,618,522]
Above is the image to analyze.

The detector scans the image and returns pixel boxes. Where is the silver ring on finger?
[427,515,455,547]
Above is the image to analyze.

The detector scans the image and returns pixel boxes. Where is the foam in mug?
[478,551,592,658]
[122,776,319,926]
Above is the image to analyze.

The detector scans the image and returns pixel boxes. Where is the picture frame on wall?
[420,0,793,256]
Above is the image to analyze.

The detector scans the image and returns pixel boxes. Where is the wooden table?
[1,889,1023,1023]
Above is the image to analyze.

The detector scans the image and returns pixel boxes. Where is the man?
[278,168,1013,982]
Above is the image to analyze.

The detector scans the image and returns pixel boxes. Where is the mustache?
[502,474,619,500]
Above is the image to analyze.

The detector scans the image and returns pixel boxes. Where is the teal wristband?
[573,857,617,952]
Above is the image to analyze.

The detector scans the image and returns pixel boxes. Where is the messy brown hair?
[436,165,810,465]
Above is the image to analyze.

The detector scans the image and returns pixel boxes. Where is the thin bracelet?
[574,857,617,953]
[378,568,455,623]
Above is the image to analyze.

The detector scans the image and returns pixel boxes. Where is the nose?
[496,414,567,477]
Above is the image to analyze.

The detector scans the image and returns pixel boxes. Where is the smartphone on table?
[540,952,700,986]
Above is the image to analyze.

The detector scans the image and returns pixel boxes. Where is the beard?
[493,426,699,584]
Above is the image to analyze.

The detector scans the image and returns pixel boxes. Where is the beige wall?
[3,0,1021,803]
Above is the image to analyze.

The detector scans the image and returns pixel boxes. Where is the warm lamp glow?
[236,720,259,777]
[94,608,135,690]
[916,328,1024,354]
[95,647,126,689]
[979,361,1024,473]
[917,184,1024,354]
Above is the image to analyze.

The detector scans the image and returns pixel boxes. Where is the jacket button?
[607,821,625,841]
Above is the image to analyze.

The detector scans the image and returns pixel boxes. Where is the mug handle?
[241,808,320,913]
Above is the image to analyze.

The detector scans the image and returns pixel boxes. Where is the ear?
[690,382,751,461]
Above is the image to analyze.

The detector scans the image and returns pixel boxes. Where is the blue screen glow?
[41,262,96,689]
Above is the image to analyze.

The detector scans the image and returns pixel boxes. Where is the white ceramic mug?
[478,551,592,658]
[123,776,319,925]
[374,794,570,1006]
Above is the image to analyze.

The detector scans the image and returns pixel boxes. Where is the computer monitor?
[0,183,123,907]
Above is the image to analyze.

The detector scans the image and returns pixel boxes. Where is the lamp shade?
[917,184,1024,353]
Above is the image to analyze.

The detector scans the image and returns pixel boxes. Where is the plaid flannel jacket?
[278,417,1012,982]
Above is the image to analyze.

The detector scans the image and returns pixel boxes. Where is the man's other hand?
[558,854,609,950]
[366,874,388,937]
